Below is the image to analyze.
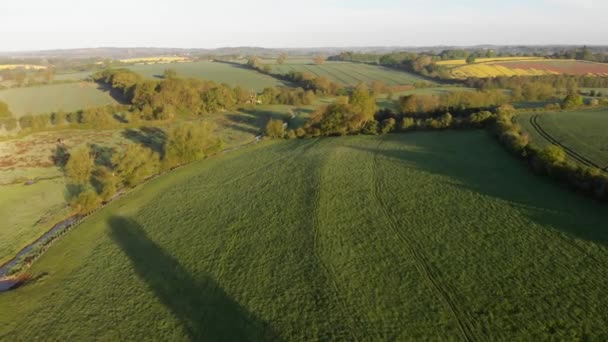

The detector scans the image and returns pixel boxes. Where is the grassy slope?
[0,179,69,265]
[126,62,287,92]
[518,109,608,169]
[2,132,608,340]
[271,61,428,86]
[0,83,117,117]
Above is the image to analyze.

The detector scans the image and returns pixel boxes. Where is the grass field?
[126,61,287,92]
[0,83,118,117]
[518,109,608,170]
[2,132,608,340]
[267,60,428,86]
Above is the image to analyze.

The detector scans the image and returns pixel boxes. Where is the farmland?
[268,60,428,86]
[436,57,544,66]
[518,109,608,170]
[2,132,608,340]
[446,59,608,79]
[0,83,118,117]
[126,61,287,91]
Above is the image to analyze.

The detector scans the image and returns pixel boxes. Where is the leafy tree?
[401,117,416,130]
[277,53,288,65]
[313,55,326,65]
[380,118,396,134]
[0,101,11,118]
[561,93,583,109]
[349,84,377,126]
[65,146,94,184]
[163,68,177,79]
[92,166,118,201]
[266,119,286,138]
[163,122,222,169]
[539,145,567,165]
[112,144,160,187]
[70,187,101,213]
[466,55,476,64]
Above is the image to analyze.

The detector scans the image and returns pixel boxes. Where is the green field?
[518,109,608,170]
[0,83,118,117]
[268,60,428,86]
[125,61,287,92]
[2,132,608,340]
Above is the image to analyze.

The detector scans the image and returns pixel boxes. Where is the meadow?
[268,60,428,86]
[0,83,117,117]
[126,61,287,92]
[518,109,608,170]
[2,132,608,340]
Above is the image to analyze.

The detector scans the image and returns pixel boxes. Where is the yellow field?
[119,56,190,64]
[0,64,48,70]
[450,64,558,78]
[436,57,544,66]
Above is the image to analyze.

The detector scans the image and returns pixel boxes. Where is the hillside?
[2,132,608,340]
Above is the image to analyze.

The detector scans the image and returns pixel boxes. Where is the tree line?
[61,121,222,213]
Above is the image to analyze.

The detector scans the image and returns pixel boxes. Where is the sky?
[1,0,607,51]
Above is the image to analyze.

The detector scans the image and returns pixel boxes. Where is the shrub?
[380,118,396,134]
[538,145,567,165]
[361,120,379,135]
[266,119,286,138]
[70,188,101,214]
[65,146,94,184]
[286,129,297,139]
[561,94,583,109]
[400,117,416,131]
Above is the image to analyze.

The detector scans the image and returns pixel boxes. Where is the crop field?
[447,59,608,79]
[0,64,48,70]
[2,132,608,340]
[518,109,608,170]
[269,60,428,86]
[436,57,544,66]
[0,83,117,117]
[119,56,190,64]
[126,61,287,91]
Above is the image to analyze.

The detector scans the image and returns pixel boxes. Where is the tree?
[313,55,326,65]
[539,145,567,165]
[349,84,377,126]
[561,93,583,109]
[163,122,222,169]
[401,117,416,130]
[70,187,101,214]
[112,144,160,187]
[247,57,260,69]
[65,146,94,184]
[466,55,476,64]
[262,64,272,74]
[277,53,288,65]
[92,166,118,201]
[266,119,286,138]
[163,68,177,79]
[0,101,11,118]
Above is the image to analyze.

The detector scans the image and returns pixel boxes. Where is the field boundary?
[528,114,606,171]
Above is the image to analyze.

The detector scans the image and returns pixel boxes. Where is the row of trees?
[63,122,222,213]
[491,110,608,201]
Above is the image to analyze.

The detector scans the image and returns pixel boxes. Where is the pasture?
[2,132,608,340]
[269,60,428,86]
[518,109,608,170]
[126,61,287,92]
[0,83,117,117]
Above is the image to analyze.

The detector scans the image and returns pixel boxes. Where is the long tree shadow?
[347,132,608,246]
[108,216,279,341]
[225,108,292,136]
[122,127,167,158]
[95,83,130,104]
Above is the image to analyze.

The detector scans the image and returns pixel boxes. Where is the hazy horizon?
[1,0,607,51]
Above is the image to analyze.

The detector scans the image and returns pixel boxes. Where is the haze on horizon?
[1,0,607,51]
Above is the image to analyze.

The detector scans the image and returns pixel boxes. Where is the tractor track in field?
[529,115,605,171]
[310,148,363,341]
[371,139,478,342]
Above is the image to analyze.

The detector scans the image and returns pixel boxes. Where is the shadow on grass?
[95,83,130,105]
[225,108,292,136]
[122,127,167,158]
[347,132,608,246]
[108,216,279,341]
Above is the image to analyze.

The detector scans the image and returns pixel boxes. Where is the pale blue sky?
[0,0,606,51]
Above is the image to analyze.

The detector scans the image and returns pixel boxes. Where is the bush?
[380,118,396,134]
[0,101,11,118]
[266,119,286,138]
[70,188,101,214]
[561,94,583,109]
[400,117,416,131]
[286,129,297,139]
[538,145,567,165]
[361,120,379,135]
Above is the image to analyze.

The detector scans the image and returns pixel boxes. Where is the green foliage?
[561,94,584,109]
[65,146,94,184]
[265,119,286,138]
[92,166,118,201]
[466,55,476,64]
[539,145,567,165]
[0,101,11,118]
[112,145,160,187]
[163,122,222,170]
[69,187,100,214]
